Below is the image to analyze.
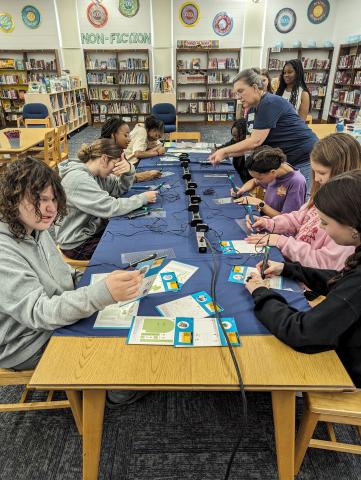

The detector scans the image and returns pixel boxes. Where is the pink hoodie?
[262,203,355,270]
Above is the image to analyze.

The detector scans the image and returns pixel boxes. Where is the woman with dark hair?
[275,59,311,121]
[209,69,317,174]
[0,158,142,372]
[124,114,166,164]
[245,169,361,387]
[100,117,161,182]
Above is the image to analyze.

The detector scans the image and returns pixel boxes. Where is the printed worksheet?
[174,317,240,347]
[219,240,259,254]
[156,291,223,318]
[127,316,176,345]
[228,266,283,290]
[149,260,199,294]
[94,301,140,329]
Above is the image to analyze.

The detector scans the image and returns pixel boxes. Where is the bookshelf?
[0,50,60,126]
[176,48,240,124]
[24,86,87,134]
[328,42,361,123]
[267,47,334,122]
[84,49,151,124]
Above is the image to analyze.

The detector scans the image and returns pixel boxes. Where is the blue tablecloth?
[55,151,309,338]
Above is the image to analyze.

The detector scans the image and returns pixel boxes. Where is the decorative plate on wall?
[307,0,330,24]
[0,12,15,33]
[21,5,41,29]
[87,2,108,28]
[118,0,139,18]
[212,12,233,37]
[179,2,200,28]
[274,8,297,34]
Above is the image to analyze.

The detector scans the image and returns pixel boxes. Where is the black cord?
[203,235,247,480]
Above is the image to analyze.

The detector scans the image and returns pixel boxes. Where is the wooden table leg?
[65,390,83,436]
[83,389,106,480]
[271,391,296,480]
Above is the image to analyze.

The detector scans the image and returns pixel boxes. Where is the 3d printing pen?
[227,173,239,195]
[245,204,257,233]
[260,245,271,279]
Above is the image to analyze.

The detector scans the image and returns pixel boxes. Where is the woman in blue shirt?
[209,69,317,180]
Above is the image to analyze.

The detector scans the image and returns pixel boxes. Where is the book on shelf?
[0,58,16,69]
[301,57,330,70]
[221,114,227,121]
[218,58,226,69]
[177,59,187,69]
[338,54,355,69]
[335,70,352,85]
[100,61,108,70]
[208,114,213,122]
[191,58,201,70]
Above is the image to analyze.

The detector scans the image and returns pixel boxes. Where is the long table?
[0,127,54,161]
[30,151,355,480]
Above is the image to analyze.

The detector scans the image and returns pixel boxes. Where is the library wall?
[0,0,60,49]
[77,0,152,49]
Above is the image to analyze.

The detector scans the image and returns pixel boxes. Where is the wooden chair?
[24,117,51,128]
[0,368,70,413]
[169,131,201,142]
[306,114,313,125]
[33,129,59,169]
[58,246,89,271]
[56,124,69,163]
[295,391,361,474]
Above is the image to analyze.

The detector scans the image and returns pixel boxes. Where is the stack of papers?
[127,316,241,347]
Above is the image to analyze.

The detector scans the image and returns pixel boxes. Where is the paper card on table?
[219,240,258,255]
[159,156,179,162]
[94,301,139,329]
[156,291,223,318]
[174,317,241,347]
[228,266,284,290]
[149,260,199,294]
[213,197,235,205]
[127,316,176,345]
[161,171,175,178]
[160,272,180,292]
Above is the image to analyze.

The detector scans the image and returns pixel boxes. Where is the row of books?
[87,73,117,85]
[1,99,23,112]
[154,76,174,93]
[207,87,234,99]
[178,101,234,114]
[207,57,239,69]
[85,57,117,70]
[93,114,146,123]
[333,88,361,106]
[208,113,235,122]
[268,59,286,70]
[89,88,120,101]
[208,73,231,84]
[118,58,148,70]
[304,72,328,83]
[118,72,149,84]
[0,74,27,85]
[178,91,206,100]
[354,71,361,85]
[0,89,25,99]
[329,102,359,121]
[120,89,149,100]
[301,57,330,70]
[91,103,150,114]
[338,54,361,69]
[311,98,323,110]
[178,72,205,83]
[335,70,352,85]
[0,58,57,71]
[308,85,326,97]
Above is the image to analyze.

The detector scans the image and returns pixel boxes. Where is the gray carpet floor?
[1,124,360,479]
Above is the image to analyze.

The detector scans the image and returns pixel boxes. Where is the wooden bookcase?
[267,47,334,122]
[0,49,60,126]
[328,42,361,123]
[176,48,240,125]
[84,49,151,125]
[24,87,87,134]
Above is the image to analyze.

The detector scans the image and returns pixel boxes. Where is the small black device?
[190,195,201,204]
[195,223,209,253]
[181,159,190,167]
[182,170,191,180]
[185,187,196,196]
[191,212,203,227]
[127,210,150,220]
[125,253,157,269]
[188,203,199,213]
[187,181,197,189]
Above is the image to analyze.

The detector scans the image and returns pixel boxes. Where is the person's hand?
[144,191,158,203]
[230,187,245,197]
[255,260,284,278]
[112,154,131,176]
[209,148,226,165]
[245,215,268,232]
[245,233,280,246]
[157,146,166,155]
[105,270,143,302]
[234,196,262,207]
[245,272,268,294]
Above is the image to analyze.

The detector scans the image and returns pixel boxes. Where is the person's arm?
[211,129,270,163]
[109,161,136,194]
[233,178,258,195]
[281,261,337,295]
[251,278,360,352]
[234,195,281,217]
[134,148,162,159]
[298,91,310,121]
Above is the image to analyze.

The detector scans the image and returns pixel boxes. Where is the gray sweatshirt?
[56,160,148,249]
[0,221,114,368]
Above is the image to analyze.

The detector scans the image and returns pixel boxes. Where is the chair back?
[169,131,201,142]
[43,130,59,169]
[306,114,313,124]
[152,103,176,133]
[57,125,69,162]
[23,103,50,128]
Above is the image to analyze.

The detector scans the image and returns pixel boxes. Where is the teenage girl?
[124,115,166,164]
[246,169,361,388]
[233,145,306,216]
[57,138,157,260]
[245,133,361,270]
[275,59,311,121]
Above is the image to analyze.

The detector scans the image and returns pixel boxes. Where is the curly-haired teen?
[57,138,158,260]
[275,59,311,121]
[246,169,361,387]
[0,158,142,371]
[233,145,306,216]
[245,133,361,270]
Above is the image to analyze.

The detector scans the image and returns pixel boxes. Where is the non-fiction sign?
[274,8,296,34]
[81,32,151,45]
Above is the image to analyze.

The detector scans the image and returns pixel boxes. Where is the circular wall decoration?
[179,2,200,28]
[86,2,108,28]
[21,5,41,29]
[0,12,15,33]
[307,0,330,24]
[274,8,296,34]
[213,12,233,37]
[118,0,139,18]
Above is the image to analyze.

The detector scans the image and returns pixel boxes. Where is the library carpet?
[0,126,357,479]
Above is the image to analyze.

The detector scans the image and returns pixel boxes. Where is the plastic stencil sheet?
[121,248,176,264]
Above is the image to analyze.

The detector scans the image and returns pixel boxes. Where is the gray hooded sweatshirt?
[0,221,114,368]
[56,160,148,249]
